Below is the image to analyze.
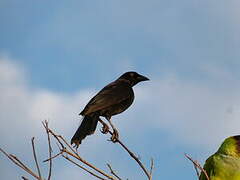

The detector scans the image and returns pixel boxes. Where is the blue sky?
[1,0,240,179]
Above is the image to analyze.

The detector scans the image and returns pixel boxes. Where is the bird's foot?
[101,122,109,134]
[71,140,80,150]
[111,129,119,143]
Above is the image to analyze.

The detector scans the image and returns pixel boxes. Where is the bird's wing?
[80,81,133,115]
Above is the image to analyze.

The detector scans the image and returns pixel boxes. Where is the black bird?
[71,71,149,148]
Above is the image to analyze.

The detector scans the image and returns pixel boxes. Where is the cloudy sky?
[1,0,240,179]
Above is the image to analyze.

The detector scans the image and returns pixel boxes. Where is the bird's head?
[118,71,149,87]
[217,135,240,157]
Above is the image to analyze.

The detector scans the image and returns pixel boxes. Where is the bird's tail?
[71,114,99,147]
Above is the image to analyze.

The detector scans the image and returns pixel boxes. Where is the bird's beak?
[138,75,150,82]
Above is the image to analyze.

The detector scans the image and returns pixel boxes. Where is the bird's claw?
[111,129,119,143]
[101,123,109,134]
[71,140,80,150]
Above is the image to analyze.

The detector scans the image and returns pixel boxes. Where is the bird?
[71,71,149,148]
[200,135,240,180]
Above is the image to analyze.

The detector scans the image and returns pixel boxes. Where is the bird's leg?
[98,119,109,134]
[107,118,119,143]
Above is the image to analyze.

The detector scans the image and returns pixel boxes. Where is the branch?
[107,163,122,180]
[149,158,154,179]
[31,137,42,180]
[0,148,40,179]
[2,121,154,180]
[62,154,107,180]
[2,122,109,180]
[43,151,63,163]
[185,153,210,180]
[99,120,152,179]
[62,148,115,180]
[117,138,151,179]
[42,121,53,180]
[22,176,29,180]
[43,123,116,180]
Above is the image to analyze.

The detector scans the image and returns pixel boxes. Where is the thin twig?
[21,176,29,180]
[58,135,78,155]
[62,148,116,180]
[194,163,200,178]
[107,163,122,180]
[45,128,65,150]
[0,148,40,179]
[10,154,39,178]
[117,139,151,179]
[42,121,53,180]
[149,158,154,180]
[0,148,25,170]
[62,154,107,180]
[185,153,210,180]
[31,137,42,180]
[43,151,63,162]
[185,154,200,179]
[44,124,116,180]
[98,120,151,180]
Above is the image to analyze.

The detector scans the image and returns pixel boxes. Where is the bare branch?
[117,139,151,179]
[0,148,25,170]
[62,154,107,180]
[2,121,155,180]
[43,151,63,163]
[62,148,116,180]
[0,148,40,179]
[44,124,116,180]
[99,120,152,179]
[193,163,200,178]
[11,154,41,179]
[107,163,122,180]
[42,121,53,180]
[44,127,64,150]
[31,137,42,180]
[58,135,78,155]
[185,153,210,180]
[149,158,154,180]
[21,176,29,180]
